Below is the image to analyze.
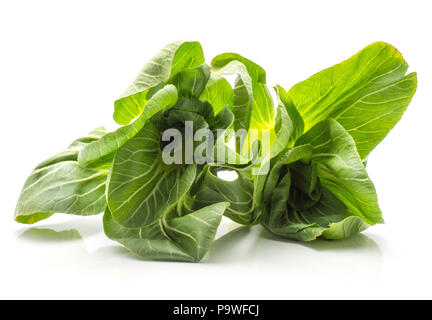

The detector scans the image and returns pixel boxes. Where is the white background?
[1,0,431,299]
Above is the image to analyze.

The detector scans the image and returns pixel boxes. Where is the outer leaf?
[103,202,228,262]
[78,85,178,168]
[114,41,204,125]
[280,41,417,159]
[295,119,383,225]
[164,202,227,261]
[199,76,233,115]
[15,128,110,224]
[107,122,197,228]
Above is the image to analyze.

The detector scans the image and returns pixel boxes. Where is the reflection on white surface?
[8,216,386,299]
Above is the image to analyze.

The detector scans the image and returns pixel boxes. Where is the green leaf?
[107,95,232,229]
[103,202,228,262]
[261,145,313,210]
[199,76,233,115]
[295,119,383,225]
[78,85,178,168]
[168,64,210,98]
[281,41,417,159]
[114,41,204,125]
[160,98,214,132]
[211,53,266,83]
[274,85,304,145]
[322,216,369,240]
[211,106,234,135]
[107,122,197,228]
[264,172,357,242]
[266,185,368,241]
[261,146,363,241]
[154,97,234,139]
[194,166,258,225]
[250,82,275,130]
[261,119,381,241]
[15,128,110,224]
[270,105,299,158]
[211,59,252,132]
[211,53,274,133]
[164,202,227,261]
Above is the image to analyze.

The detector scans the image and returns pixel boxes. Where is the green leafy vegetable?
[15,40,417,262]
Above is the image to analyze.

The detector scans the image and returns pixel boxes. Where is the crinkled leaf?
[103,202,228,262]
[194,166,257,225]
[263,145,313,204]
[296,119,383,225]
[264,172,367,241]
[261,119,381,241]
